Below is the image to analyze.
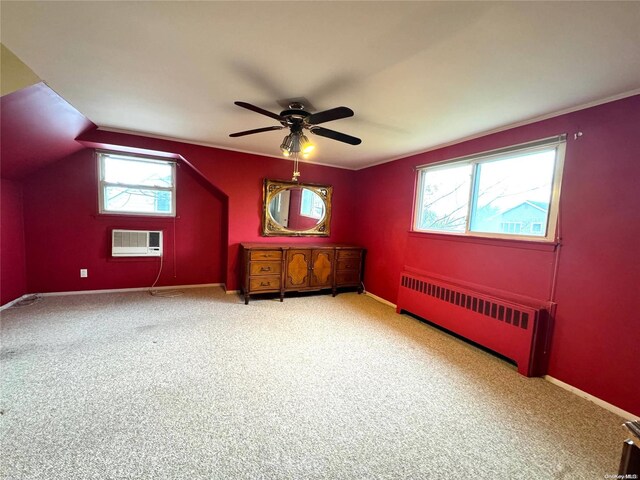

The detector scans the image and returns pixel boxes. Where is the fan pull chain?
[292,152,300,182]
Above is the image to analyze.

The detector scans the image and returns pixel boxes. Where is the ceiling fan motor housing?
[280,103,311,125]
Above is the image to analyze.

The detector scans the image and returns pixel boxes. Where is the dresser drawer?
[337,259,360,271]
[250,250,282,261]
[337,249,361,259]
[249,276,281,291]
[336,271,360,285]
[250,261,282,275]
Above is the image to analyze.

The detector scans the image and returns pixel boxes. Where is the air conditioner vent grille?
[111,229,162,257]
[113,231,148,248]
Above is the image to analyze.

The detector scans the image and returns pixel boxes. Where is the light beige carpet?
[0,287,627,479]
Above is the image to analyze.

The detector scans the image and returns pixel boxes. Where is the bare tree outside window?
[414,139,565,241]
[98,153,176,216]
[417,164,471,232]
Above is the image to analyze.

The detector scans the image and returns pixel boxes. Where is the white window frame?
[413,135,566,242]
[97,151,176,217]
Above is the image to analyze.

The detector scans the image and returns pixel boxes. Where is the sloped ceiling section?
[1,43,40,96]
[0,82,95,180]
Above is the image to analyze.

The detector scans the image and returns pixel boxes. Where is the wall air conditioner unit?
[112,229,162,257]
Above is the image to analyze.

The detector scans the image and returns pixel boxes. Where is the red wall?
[1,179,27,304]
[353,95,640,415]
[5,91,637,415]
[0,83,94,180]
[76,129,359,290]
[22,149,226,292]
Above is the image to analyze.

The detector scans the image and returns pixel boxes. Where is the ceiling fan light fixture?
[280,134,293,156]
[300,134,315,155]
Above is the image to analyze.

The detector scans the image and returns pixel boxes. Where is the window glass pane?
[104,187,172,214]
[103,156,173,187]
[469,149,556,236]
[300,189,312,215]
[416,164,471,233]
[300,189,325,219]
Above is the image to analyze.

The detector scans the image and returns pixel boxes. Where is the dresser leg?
[619,439,640,476]
[244,294,249,305]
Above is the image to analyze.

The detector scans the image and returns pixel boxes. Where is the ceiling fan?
[229,101,362,157]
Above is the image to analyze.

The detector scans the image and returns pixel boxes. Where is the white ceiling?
[2,1,639,170]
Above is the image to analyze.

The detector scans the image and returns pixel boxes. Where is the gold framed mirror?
[262,179,333,236]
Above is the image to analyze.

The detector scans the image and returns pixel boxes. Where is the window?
[414,136,565,241]
[98,152,176,216]
[500,222,522,234]
[300,188,324,219]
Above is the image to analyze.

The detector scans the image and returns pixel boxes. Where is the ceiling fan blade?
[234,101,283,121]
[307,106,354,125]
[310,127,361,145]
[229,126,284,137]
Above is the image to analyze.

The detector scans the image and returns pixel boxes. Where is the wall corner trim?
[365,291,397,309]
[544,375,638,420]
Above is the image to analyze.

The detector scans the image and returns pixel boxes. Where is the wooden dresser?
[240,243,365,304]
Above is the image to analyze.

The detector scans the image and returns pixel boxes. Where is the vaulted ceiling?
[2,1,639,169]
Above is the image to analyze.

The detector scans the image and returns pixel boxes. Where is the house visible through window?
[413,136,565,241]
[98,152,176,216]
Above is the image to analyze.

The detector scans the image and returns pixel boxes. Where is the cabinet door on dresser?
[284,248,334,290]
[310,249,334,288]
[285,249,312,289]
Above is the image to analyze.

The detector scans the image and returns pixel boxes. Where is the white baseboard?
[0,294,33,311]
[544,375,638,420]
[365,291,397,309]
[37,283,223,297]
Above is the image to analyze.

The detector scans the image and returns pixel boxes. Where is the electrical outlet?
[80,269,88,278]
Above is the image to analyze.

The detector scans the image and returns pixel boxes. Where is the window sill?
[407,230,559,252]
[92,214,177,221]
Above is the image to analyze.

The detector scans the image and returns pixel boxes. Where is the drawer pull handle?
[260,281,270,286]
[260,267,271,272]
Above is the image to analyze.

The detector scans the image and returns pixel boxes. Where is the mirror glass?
[268,187,326,231]
[263,179,332,236]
